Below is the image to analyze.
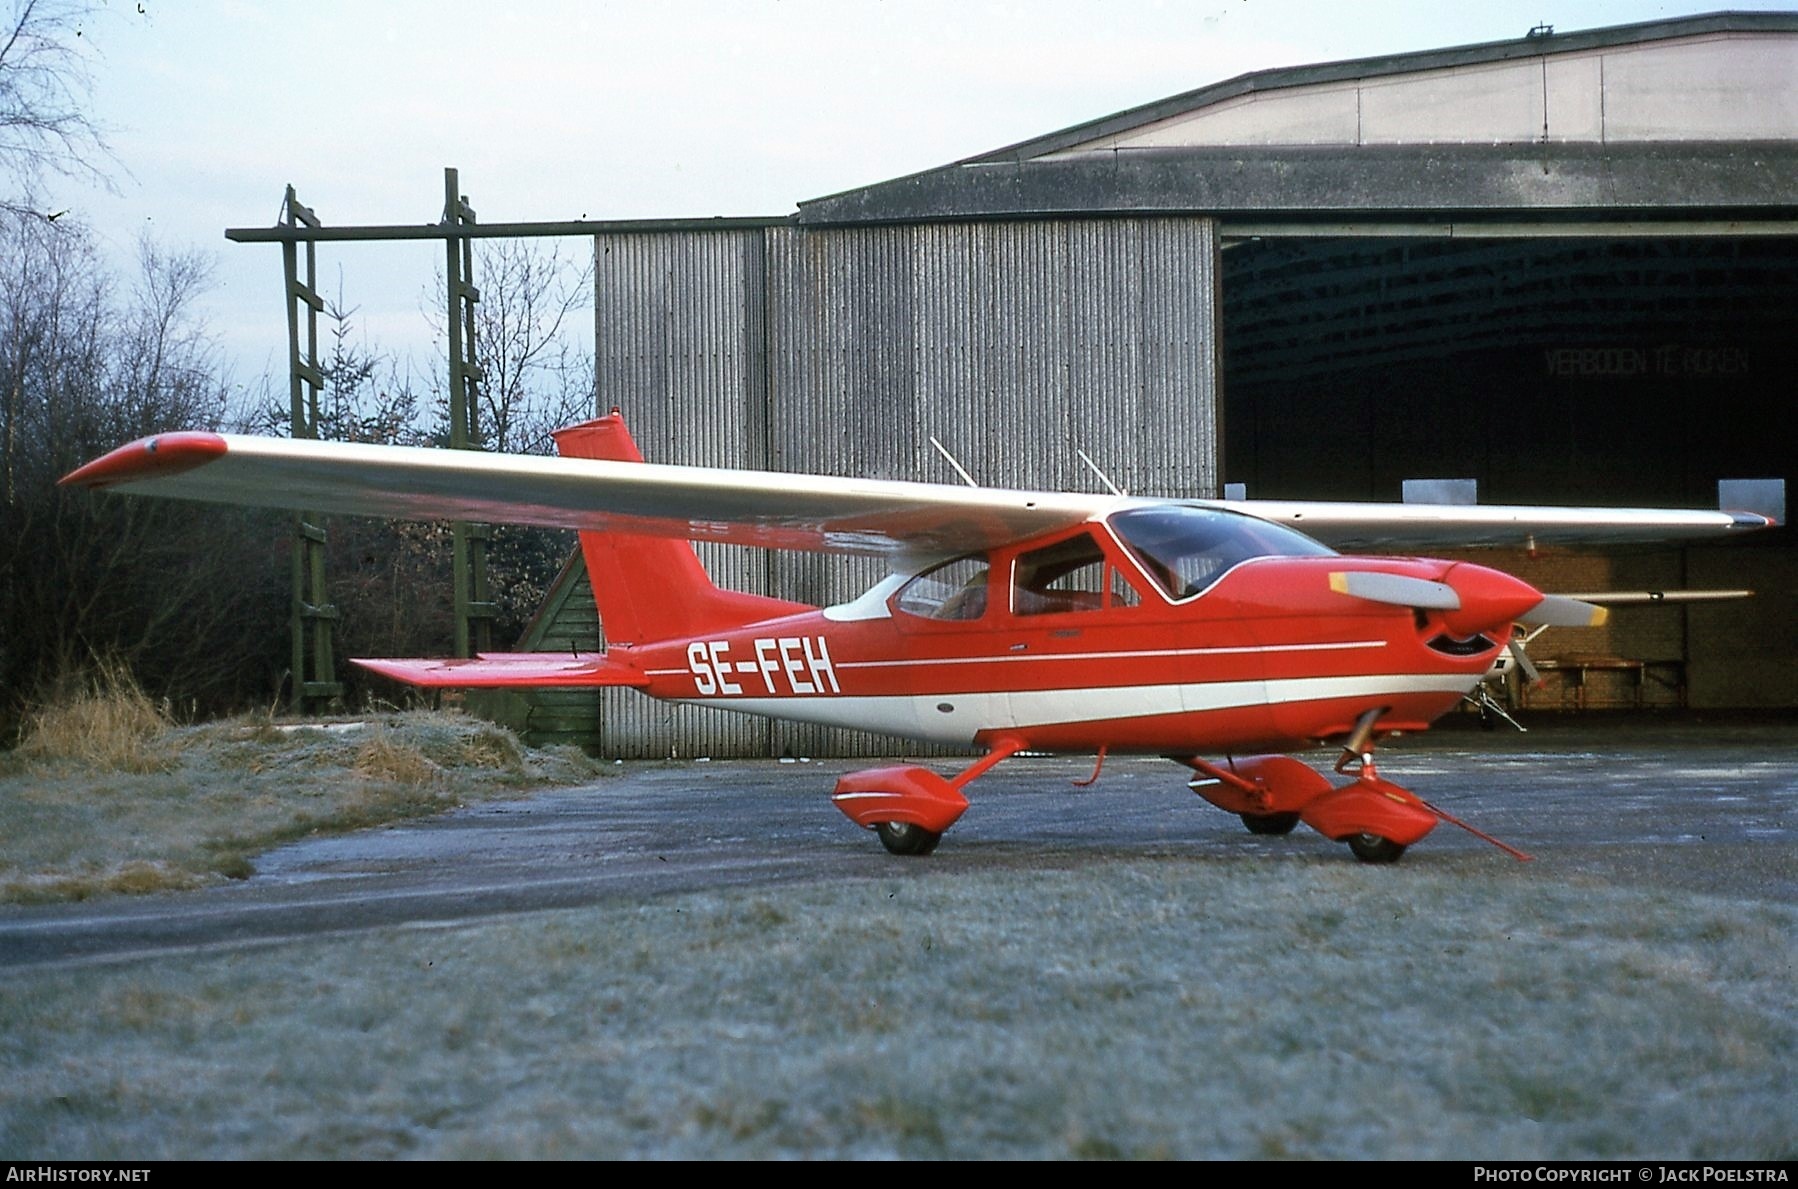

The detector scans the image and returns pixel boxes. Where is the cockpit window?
[1012,533,1145,616]
[1110,505,1335,600]
[893,556,990,621]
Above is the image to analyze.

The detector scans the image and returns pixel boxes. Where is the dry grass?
[352,728,444,785]
[0,707,603,904]
[14,659,177,773]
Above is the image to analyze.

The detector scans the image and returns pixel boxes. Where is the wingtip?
[1718,478,1783,529]
[60,432,229,488]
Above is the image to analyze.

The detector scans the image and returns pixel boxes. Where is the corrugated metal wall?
[584,216,1220,757]
[591,229,776,757]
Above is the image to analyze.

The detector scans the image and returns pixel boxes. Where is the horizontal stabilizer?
[352,652,648,689]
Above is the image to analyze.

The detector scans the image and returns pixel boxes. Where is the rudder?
[552,410,810,645]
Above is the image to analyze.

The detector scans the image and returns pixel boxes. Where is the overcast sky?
[45,0,1793,396]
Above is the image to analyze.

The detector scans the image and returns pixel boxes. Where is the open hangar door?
[1218,234,1797,710]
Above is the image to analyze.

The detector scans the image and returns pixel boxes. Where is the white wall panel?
[1044,31,1798,151]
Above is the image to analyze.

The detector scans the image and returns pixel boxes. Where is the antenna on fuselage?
[1076,448,1126,496]
[929,436,980,487]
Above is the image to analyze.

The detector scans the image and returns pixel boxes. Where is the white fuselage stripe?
[645,639,1387,678]
[833,640,1387,670]
[670,672,1479,745]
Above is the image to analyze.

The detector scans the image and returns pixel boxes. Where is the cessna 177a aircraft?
[61,411,1780,863]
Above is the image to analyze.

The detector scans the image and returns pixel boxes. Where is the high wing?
[61,430,1779,555]
[59,431,1109,557]
[1218,497,1777,550]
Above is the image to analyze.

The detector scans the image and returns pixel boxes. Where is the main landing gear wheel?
[1239,811,1301,836]
[876,821,942,856]
[1348,833,1407,864]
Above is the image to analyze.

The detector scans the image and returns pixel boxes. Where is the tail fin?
[553,410,811,645]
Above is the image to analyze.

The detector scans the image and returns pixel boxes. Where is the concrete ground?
[0,714,1791,971]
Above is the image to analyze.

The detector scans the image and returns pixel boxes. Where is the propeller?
[1505,636,1540,685]
[1331,568,1609,634]
[1517,594,1609,628]
[1496,592,1742,690]
[1327,571,1460,610]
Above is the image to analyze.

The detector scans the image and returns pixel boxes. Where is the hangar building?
[492,11,1798,757]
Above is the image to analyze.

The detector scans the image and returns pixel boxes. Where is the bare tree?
[0,216,286,737]
[462,240,596,641]
[0,0,113,222]
[429,238,594,455]
[405,239,595,648]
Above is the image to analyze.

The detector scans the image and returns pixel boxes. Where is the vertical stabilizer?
[552,410,811,645]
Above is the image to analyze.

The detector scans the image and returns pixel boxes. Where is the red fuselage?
[614,519,1514,757]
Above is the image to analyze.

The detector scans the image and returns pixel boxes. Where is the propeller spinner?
[1329,565,1607,636]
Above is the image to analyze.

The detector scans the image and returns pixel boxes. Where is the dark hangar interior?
[1221,234,1796,510]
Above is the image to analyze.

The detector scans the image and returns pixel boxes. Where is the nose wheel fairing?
[1298,772,1439,850]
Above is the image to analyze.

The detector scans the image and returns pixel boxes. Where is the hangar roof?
[797,11,1798,231]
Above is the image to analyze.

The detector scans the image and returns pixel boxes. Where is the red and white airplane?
[62,411,1780,862]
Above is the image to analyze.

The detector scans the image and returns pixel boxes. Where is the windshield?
[1109,505,1336,599]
